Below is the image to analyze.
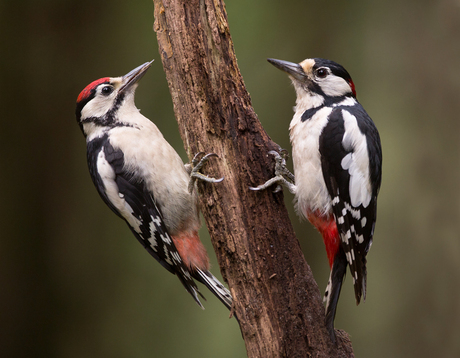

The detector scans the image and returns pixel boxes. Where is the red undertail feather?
[306,211,340,268]
[172,231,210,271]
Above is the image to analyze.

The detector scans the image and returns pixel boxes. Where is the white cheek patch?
[341,110,372,208]
[81,94,115,120]
[320,76,352,97]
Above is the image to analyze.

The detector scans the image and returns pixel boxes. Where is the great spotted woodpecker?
[75,61,232,310]
[251,58,382,341]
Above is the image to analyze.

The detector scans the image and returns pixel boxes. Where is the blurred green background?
[1,0,459,357]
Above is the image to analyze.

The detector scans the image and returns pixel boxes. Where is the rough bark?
[153,1,354,357]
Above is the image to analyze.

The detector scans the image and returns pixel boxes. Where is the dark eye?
[316,68,328,78]
[101,85,114,96]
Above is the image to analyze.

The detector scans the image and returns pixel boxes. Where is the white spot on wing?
[163,247,173,265]
[160,233,172,245]
[148,236,157,250]
[343,230,351,244]
[163,233,172,244]
[152,216,162,226]
[149,221,157,236]
[344,202,361,220]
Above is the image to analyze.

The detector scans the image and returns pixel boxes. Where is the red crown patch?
[77,77,110,103]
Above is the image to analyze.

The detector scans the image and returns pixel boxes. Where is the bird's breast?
[108,124,199,235]
[290,107,333,217]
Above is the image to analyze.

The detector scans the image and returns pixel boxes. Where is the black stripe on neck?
[301,96,349,122]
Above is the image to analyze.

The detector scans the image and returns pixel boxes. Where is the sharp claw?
[203,153,219,159]
[192,153,219,172]
[249,149,296,194]
[268,150,282,160]
[279,148,289,156]
[192,152,206,166]
[188,152,223,193]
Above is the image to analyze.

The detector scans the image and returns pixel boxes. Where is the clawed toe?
[249,150,296,194]
[188,152,224,193]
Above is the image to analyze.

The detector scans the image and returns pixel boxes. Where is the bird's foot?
[249,150,296,194]
[187,152,224,193]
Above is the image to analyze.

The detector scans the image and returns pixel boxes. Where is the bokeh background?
[1,0,459,357]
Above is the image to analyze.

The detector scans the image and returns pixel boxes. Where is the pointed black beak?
[267,58,305,81]
[119,60,154,93]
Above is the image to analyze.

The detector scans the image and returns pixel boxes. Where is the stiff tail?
[323,249,348,343]
[354,255,367,305]
[176,268,206,309]
[194,268,233,310]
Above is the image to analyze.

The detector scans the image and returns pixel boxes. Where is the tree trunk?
[153,1,354,357]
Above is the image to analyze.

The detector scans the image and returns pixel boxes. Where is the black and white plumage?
[75,61,232,310]
[252,58,382,341]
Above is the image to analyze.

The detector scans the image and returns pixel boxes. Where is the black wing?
[319,104,382,303]
[86,134,205,307]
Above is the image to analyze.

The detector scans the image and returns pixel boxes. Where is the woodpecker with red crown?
[251,58,382,342]
[75,61,232,310]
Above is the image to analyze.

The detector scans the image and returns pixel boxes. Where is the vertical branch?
[153,0,354,357]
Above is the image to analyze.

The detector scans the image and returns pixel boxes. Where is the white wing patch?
[341,110,372,208]
[96,148,142,232]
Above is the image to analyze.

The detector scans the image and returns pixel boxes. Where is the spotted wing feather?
[319,104,381,304]
[86,134,204,307]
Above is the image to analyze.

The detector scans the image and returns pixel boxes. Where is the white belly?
[290,107,333,218]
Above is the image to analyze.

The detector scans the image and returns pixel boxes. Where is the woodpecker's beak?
[119,60,154,93]
[267,58,305,81]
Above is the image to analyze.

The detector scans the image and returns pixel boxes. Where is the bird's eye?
[101,85,114,96]
[316,68,328,79]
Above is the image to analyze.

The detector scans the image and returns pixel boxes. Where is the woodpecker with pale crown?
[75,61,232,310]
[251,58,382,341]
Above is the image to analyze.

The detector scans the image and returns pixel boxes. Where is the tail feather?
[355,256,367,304]
[194,268,233,310]
[324,250,347,343]
[176,267,206,309]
